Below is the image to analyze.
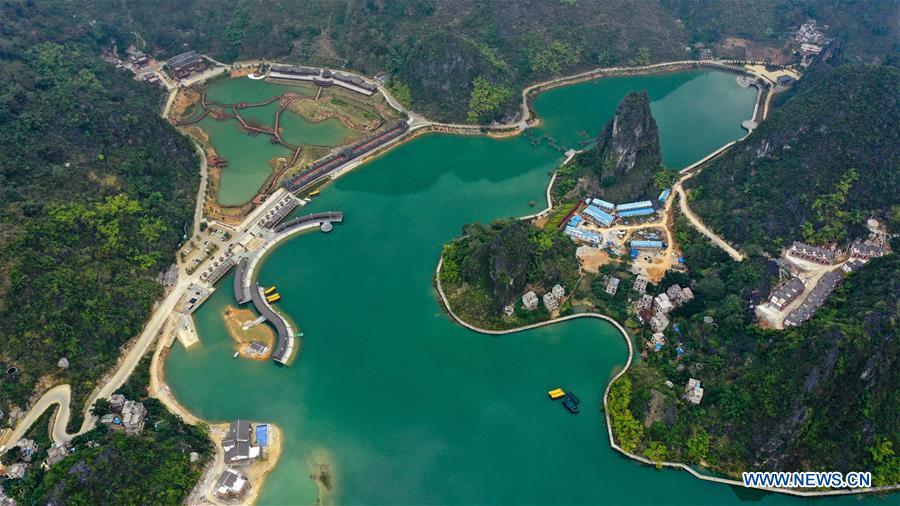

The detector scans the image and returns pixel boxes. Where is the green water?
[166,71,872,504]
[201,78,354,206]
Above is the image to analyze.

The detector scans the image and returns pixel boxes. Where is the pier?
[229,210,345,364]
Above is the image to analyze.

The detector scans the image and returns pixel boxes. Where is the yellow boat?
[308,190,320,197]
[264,286,277,295]
[548,388,566,400]
[266,294,281,303]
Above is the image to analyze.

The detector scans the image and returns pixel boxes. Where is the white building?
[606,277,620,295]
[650,311,670,333]
[522,291,539,311]
[635,294,654,310]
[551,284,565,300]
[654,293,674,314]
[685,378,704,404]
[215,468,249,498]
[632,275,649,294]
[543,292,560,311]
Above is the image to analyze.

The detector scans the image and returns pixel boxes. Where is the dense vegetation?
[51,0,895,123]
[557,91,663,203]
[2,356,214,504]
[686,64,899,253]
[439,219,579,328]
[619,209,899,484]
[0,5,199,427]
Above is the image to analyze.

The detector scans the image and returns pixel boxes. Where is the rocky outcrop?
[575,91,662,202]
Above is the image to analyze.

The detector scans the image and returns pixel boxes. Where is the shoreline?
[149,326,283,505]
[170,58,763,212]
[431,191,897,498]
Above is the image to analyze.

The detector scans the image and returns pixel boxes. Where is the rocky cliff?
[571,91,662,202]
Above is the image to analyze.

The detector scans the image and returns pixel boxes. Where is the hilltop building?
[685,379,704,404]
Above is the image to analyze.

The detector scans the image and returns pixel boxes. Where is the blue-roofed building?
[568,215,582,227]
[617,200,654,212]
[565,226,602,245]
[658,189,671,204]
[583,205,615,227]
[631,240,664,249]
[590,198,616,211]
[618,208,655,218]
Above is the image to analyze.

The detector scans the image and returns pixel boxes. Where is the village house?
[647,332,666,352]
[522,291,539,311]
[215,468,249,499]
[551,284,565,300]
[635,294,654,310]
[685,378,704,404]
[789,241,836,265]
[606,277,620,295]
[16,439,37,463]
[632,275,648,294]
[3,463,27,480]
[122,400,147,435]
[543,291,560,311]
[43,444,70,468]
[101,396,147,435]
[842,259,865,273]
[223,420,261,465]
[650,311,670,333]
[666,284,684,304]
[769,277,805,310]
[654,293,673,314]
[110,393,125,411]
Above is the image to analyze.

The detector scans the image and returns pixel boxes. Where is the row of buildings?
[268,65,377,96]
[765,234,891,327]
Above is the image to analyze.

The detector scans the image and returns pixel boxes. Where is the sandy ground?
[577,246,610,273]
[222,305,275,360]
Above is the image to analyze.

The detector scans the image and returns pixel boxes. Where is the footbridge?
[249,282,295,364]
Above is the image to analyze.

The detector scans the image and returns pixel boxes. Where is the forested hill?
[0,5,199,423]
[685,64,899,253]
[55,0,898,123]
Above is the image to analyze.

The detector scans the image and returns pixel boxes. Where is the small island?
[438,91,675,332]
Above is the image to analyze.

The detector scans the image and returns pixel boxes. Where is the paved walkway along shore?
[433,256,899,498]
